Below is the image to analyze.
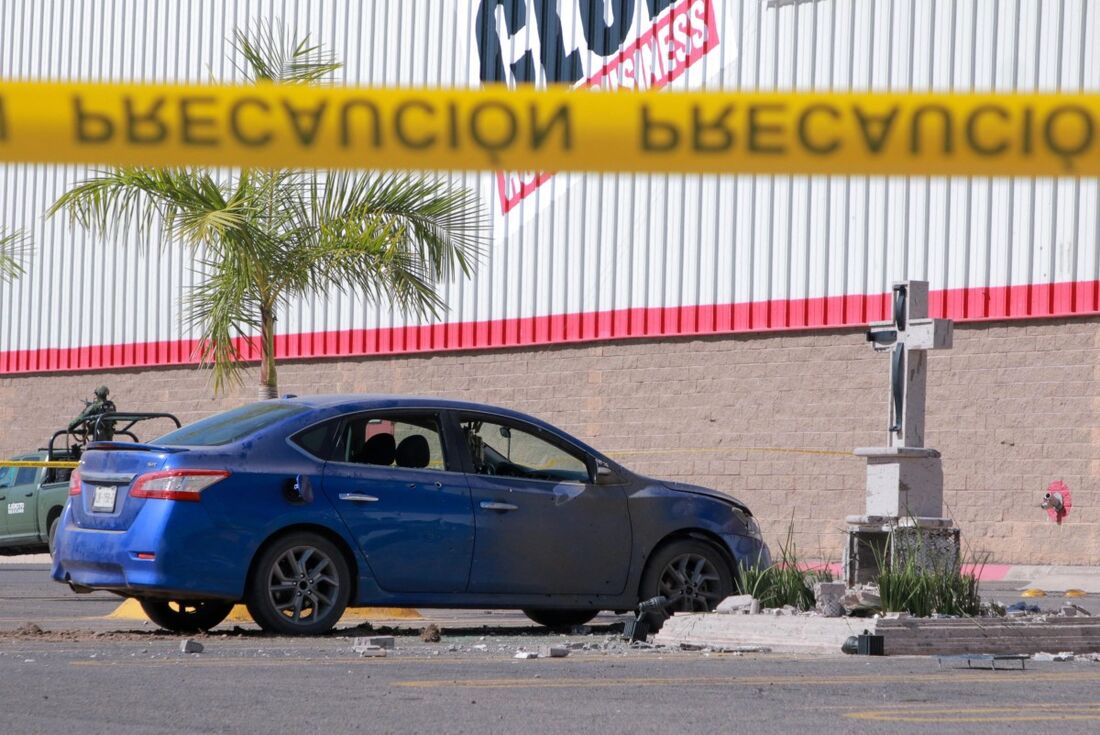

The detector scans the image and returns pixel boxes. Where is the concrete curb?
[655,613,1100,656]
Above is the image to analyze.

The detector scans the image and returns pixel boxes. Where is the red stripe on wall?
[2,281,1099,375]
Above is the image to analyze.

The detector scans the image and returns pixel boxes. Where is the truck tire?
[47,517,60,557]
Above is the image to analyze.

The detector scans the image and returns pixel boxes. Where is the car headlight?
[731,507,762,539]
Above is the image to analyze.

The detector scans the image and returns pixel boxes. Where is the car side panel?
[626,483,770,578]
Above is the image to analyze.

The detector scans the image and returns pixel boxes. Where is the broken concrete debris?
[179,639,204,654]
[716,595,756,614]
[514,651,539,659]
[814,582,846,617]
[1033,651,1075,662]
[355,635,395,650]
[841,586,881,614]
[352,636,393,656]
[537,645,570,658]
[419,624,442,642]
[356,647,387,658]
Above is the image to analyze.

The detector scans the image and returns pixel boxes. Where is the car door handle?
[339,493,380,503]
[480,501,519,512]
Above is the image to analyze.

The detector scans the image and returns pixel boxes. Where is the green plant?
[0,227,28,283]
[49,22,486,399]
[737,525,820,611]
[875,535,983,617]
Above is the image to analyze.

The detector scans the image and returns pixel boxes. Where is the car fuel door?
[321,411,475,594]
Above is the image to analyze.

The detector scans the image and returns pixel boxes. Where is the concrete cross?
[866,281,953,448]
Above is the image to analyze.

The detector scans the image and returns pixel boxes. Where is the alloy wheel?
[266,545,341,625]
[657,552,725,613]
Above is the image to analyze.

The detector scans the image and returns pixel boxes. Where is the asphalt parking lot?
[3,560,1100,735]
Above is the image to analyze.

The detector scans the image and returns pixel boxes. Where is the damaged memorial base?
[845,280,960,586]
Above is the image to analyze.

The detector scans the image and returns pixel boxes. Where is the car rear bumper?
[50,501,245,601]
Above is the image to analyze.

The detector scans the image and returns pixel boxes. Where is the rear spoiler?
[85,442,188,454]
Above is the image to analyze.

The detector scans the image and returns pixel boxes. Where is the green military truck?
[0,453,74,555]
[0,412,180,556]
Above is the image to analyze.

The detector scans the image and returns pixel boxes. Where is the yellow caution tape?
[0,460,80,469]
[1,81,1098,176]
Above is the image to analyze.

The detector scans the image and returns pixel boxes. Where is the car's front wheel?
[522,608,599,630]
[140,599,235,633]
[245,532,351,636]
[639,539,734,616]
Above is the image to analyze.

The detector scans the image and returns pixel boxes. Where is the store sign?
[474,0,722,214]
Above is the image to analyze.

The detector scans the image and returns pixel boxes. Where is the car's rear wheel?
[639,539,734,616]
[245,532,351,636]
[140,599,234,633]
[522,608,599,630]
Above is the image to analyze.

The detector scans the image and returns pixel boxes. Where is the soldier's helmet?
[94,385,110,399]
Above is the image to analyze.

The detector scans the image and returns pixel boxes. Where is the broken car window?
[460,419,590,484]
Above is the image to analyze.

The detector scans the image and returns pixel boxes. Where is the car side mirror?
[595,466,619,485]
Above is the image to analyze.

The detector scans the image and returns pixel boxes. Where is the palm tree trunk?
[258,304,278,401]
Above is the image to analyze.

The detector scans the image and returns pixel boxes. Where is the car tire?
[47,516,60,558]
[639,539,734,616]
[139,599,235,633]
[245,532,351,636]
[522,608,599,630]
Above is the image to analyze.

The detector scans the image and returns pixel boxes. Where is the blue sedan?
[52,396,770,635]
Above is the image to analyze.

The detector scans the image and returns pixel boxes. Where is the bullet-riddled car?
[53,396,770,634]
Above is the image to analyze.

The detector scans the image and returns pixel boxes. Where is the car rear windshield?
[155,402,309,446]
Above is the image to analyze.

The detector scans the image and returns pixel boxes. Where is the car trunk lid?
[71,446,180,531]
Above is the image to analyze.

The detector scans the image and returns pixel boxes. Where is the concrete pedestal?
[844,516,961,586]
[855,446,943,518]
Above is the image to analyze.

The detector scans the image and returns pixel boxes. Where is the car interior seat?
[355,433,396,466]
[395,435,430,469]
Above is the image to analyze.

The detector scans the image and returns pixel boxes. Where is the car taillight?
[130,470,229,501]
[69,468,82,496]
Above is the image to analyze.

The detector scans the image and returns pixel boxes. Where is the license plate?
[92,485,117,512]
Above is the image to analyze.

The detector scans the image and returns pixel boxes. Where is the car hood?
[663,481,752,515]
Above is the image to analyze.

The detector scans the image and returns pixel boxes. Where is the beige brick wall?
[2,317,1097,565]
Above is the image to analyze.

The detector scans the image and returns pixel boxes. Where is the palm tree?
[0,228,28,284]
[49,24,486,399]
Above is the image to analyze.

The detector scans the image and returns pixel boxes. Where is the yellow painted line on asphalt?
[105,597,422,623]
[396,671,1100,690]
[846,703,1100,723]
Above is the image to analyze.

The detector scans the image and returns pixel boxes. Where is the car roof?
[287,394,537,418]
[282,395,608,461]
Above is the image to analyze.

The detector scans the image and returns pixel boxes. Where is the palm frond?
[0,227,30,283]
[282,172,487,317]
[232,20,341,84]
[186,260,262,393]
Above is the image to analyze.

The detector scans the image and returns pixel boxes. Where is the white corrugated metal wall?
[1,0,1098,372]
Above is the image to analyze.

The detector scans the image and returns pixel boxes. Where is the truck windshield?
[155,402,309,446]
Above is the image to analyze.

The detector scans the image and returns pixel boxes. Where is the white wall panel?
[1,0,1098,373]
